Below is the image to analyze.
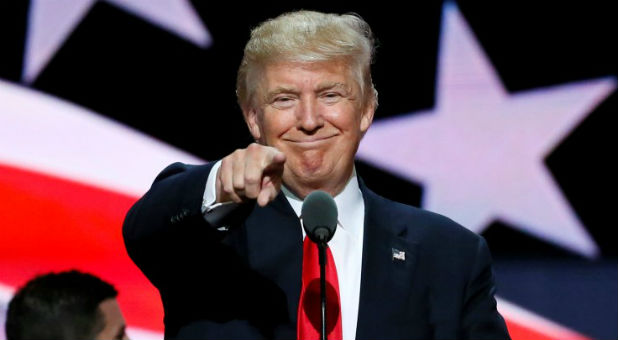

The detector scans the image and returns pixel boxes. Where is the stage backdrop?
[0,1,616,339]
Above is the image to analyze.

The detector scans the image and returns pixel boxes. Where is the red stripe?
[505,319,590,340]
[507,319,562,340]
[0,163,163,332]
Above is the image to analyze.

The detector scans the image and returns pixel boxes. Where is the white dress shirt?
[202,160,365,340]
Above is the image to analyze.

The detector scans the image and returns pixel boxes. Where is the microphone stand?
[318,241,328,340]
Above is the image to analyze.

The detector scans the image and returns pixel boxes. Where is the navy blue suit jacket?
[123,162,510,339]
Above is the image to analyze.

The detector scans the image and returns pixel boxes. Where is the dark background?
[1,1,615,338]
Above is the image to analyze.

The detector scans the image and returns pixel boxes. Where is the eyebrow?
[315,82,349,93]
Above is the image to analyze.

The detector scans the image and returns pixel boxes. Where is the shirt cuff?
[202,160,240,230]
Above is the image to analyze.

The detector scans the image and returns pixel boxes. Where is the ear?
[359,99,375,134]
[243,106,262,141]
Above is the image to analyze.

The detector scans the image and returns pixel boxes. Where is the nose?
[296,98,324,133]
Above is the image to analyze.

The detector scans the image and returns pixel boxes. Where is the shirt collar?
[281,168,364,237]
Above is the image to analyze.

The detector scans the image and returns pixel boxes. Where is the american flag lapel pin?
[392,248,406,261]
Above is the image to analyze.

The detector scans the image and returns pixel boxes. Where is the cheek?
[261,110,294,139]
[327,107,362,133]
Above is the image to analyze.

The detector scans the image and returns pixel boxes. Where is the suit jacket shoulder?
[361,183,485,257]
[357,183,510,339]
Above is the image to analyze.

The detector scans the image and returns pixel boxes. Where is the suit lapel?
[245,192,302,269]
[355,184,419,339]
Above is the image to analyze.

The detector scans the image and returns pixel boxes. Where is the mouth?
[284,135,337,146]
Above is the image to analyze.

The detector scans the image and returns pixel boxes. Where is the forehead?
[260,60,355,90]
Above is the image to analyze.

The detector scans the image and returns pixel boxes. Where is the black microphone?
[300,190,338,340]
[301,190,338,244]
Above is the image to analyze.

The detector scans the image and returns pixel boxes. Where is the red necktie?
[297,237,343,340]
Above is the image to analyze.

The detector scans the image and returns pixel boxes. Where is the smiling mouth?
[285,135,337,145]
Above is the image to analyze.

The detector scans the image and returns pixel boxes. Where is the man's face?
[95,298,128,340]
[244,60,374,197]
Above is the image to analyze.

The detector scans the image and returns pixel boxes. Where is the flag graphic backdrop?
[0,1,615,339]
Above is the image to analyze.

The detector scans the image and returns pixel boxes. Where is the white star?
[357,2,615,258]
[22,0,211,83]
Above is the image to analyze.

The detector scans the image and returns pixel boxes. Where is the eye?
[321,92,342,104]
[271,96,296,109]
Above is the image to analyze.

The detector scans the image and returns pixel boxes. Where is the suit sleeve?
[461,236,511,339]
[122,162,254,290]
[122,162,218,289]
[123,162,290,335]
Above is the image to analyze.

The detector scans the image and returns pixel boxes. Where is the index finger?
[260,146,286,169]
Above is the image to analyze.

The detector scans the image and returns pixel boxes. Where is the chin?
[300,151,333,174]
[286,156,327,181]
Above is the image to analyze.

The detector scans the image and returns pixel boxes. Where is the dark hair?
[5,270,118,340]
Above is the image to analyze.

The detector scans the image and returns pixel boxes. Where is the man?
[5,270,128,340]
[123,10,510,339]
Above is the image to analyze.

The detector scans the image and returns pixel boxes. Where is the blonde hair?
[236,10,378,109]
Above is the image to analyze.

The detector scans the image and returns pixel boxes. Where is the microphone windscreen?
[301,190,338,243]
